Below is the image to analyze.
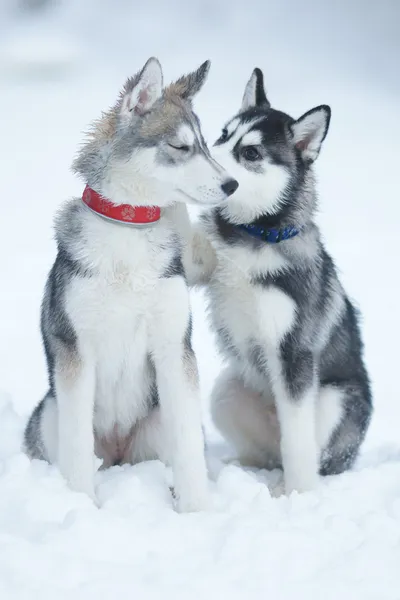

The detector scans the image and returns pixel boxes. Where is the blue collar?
[237,223,301,244]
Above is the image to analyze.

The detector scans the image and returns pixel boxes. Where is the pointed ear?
[171,60,211,100]
[120,57,163,119]
[291,105,331,163]
[241,68,271,110]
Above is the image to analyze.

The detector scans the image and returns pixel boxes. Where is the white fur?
[182,221,218,287]
[225,117,240,137]
[204,226,292,351]
[240,130,263,146]
[55,355,97,502]
[256,286,296,347]
[37,59,239,511]
[104,145,230,209]
[208,241,320,493]
[224,120,259,149]
[198,99,331,493]
[241,70,258,110]
[212,144,289,223]
[104,60,234,210]
[43,202,210,511]
[211,231,288,280]
[210,372,346,490]
[150,275,210,511]
[189,217,344,494]
[104,148,174,207]
[176,124,195,146]
[175,153,233,205]
[212,365,321,494]
[267,352,319,493]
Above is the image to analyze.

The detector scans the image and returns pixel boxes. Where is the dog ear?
[291,105,331,163]
[120,57,163,119]
[170,60,211,100]
[241,68,270,110]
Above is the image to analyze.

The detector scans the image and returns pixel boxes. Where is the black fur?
[253,68,271,108]
[163,253,185,279]
[184,314,193,352]
[205,89,372,479]
[24,395,47,460]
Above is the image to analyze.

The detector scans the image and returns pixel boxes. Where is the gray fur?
[72,61,216,191]
[23,57,230,507]
[201,69,372,480]
[169,60,210,100]
[24,199,182,463]
[24,395,47,460]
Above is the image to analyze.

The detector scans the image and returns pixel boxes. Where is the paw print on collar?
[121,206,136,221]
[146,206,158,220]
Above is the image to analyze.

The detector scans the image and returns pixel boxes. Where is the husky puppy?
[24,58,238,511]
[188,68,372,494]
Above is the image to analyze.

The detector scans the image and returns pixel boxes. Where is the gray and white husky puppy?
[24,58,238,511]
[187,68,372,494]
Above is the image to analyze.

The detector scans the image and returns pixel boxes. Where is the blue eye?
[242,146,261,161]
[220,128,228,141]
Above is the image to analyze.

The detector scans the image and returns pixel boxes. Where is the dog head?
[212,68,330,224]
[73,58,238,208]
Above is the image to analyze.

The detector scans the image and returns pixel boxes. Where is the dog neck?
[237,223,301,243]
[82,185,161,226]
[214,208,303,245]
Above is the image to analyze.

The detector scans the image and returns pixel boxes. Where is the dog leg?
[151,277,209,512]
[180,213,217,287]
[318,381,372,475]
[270,349,319,494]
[169,203,215,287]
[185,222,217,287]
[211,367,281,469]
[55,346,97,502]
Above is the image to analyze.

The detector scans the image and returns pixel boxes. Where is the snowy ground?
[1,1,400,598]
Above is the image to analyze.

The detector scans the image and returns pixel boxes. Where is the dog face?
[212,68,330,223]
[74,58,238,208]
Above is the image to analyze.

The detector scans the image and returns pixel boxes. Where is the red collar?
[82,185,161,225]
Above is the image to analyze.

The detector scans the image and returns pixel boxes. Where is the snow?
[1,1,400,598]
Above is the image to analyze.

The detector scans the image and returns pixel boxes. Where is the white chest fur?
[64,208,177,433]
[208,246,296,362]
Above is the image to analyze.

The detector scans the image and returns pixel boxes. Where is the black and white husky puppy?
[24,58,239,511]
[188,68,372,494]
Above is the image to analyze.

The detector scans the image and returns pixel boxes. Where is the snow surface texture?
[1,1,400,598]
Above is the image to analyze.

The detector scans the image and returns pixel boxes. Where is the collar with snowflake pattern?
[82,185,161,225]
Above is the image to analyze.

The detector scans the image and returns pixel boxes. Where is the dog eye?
[168,143,190,152]
[242,146,261,161]
[219,128,228,142]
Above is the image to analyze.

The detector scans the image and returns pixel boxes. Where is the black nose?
[221,178,239,197]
